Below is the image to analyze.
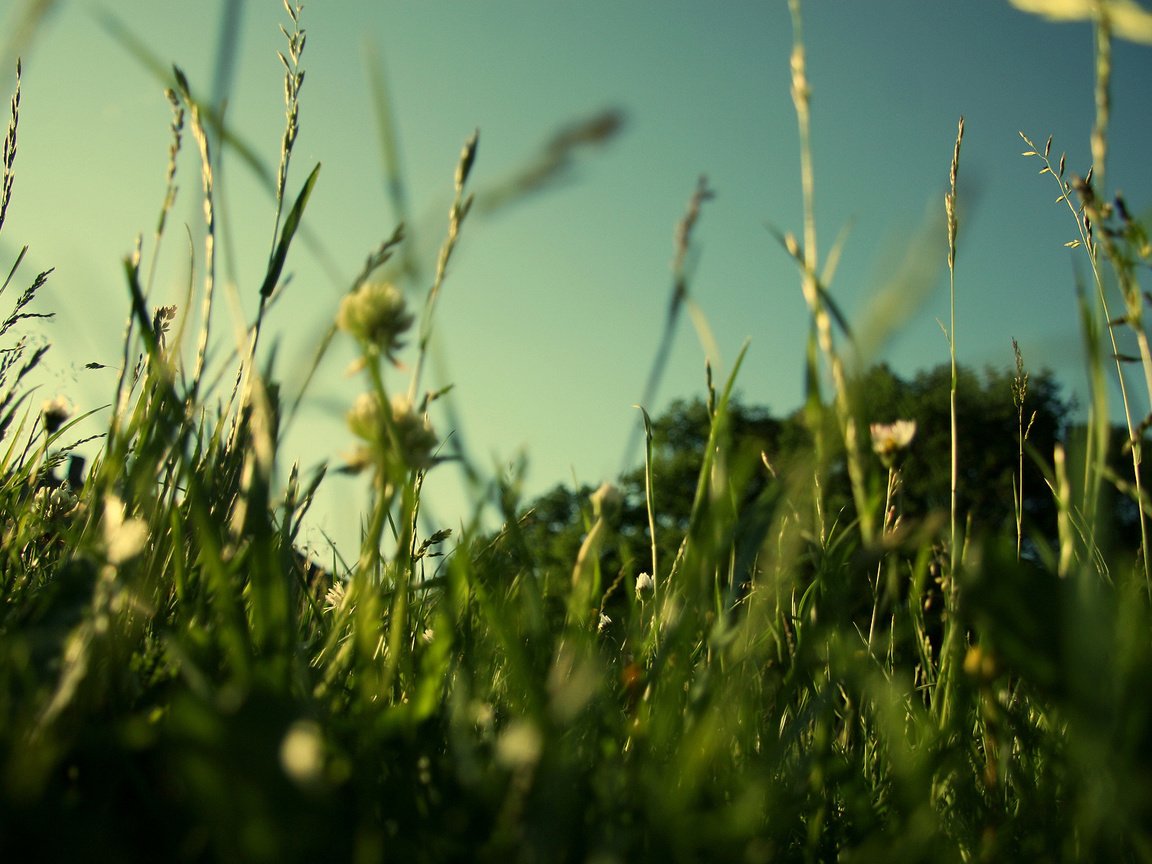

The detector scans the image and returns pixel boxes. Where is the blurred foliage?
[509,362,1077,589]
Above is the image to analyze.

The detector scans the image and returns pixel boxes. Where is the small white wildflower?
[323,580,347,613]
[36,484,79,520]
[597,612,612,633]
[870,419,917,467]
[420,627,435,645]
[336,280,413,361]
[346,393,437,471]
[103,495,147,564]
[635,571,654,599]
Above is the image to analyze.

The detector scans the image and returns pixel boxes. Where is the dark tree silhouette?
[488,363,1152,594]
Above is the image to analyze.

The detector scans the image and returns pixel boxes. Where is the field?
[3,2,1152,861]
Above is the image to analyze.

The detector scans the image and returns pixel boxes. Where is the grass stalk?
[621,175,713,475]
[868,465,899,650]
[233,1,308,452]
[787,0,873,543]
[1022,13,1151,590]
[408,131,478,406]
[934,115,964,732]
[637,404,659,646]
[946,116,964,576]
[172,68,218,407]
[1012,338,1035,562]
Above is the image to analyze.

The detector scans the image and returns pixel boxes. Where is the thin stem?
[1013,339,1031,562]
[868,466,898,650]
[639,406,659,650]
[409,131,477,404]
[169,69,218,409]
[787,0,873,542]
[946,116,965,580]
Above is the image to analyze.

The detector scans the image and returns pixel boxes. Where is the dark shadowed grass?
[1,2,1152,862]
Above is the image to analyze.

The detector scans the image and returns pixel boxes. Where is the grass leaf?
[260,162,320,298]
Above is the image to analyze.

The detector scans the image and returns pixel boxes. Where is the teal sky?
[2,2,1151,553]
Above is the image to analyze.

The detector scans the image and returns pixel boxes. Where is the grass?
[3,2,1152,862]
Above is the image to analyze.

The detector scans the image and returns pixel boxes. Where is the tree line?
[482,361,1145,597]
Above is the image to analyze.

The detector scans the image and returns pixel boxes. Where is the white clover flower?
[323,579,347,613]
[103,495,148,565]
[402,406,437,467]
[870,419,917,467]
[635,571,654,599]
[347,393,438,471]
[35,483,80,520]
[336,280,413,361]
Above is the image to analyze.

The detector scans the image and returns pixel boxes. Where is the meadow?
[2,2,1152,861]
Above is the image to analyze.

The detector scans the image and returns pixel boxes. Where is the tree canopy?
[498,362,1088,587]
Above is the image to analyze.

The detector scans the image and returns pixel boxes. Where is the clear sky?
[2,2,1151,554]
